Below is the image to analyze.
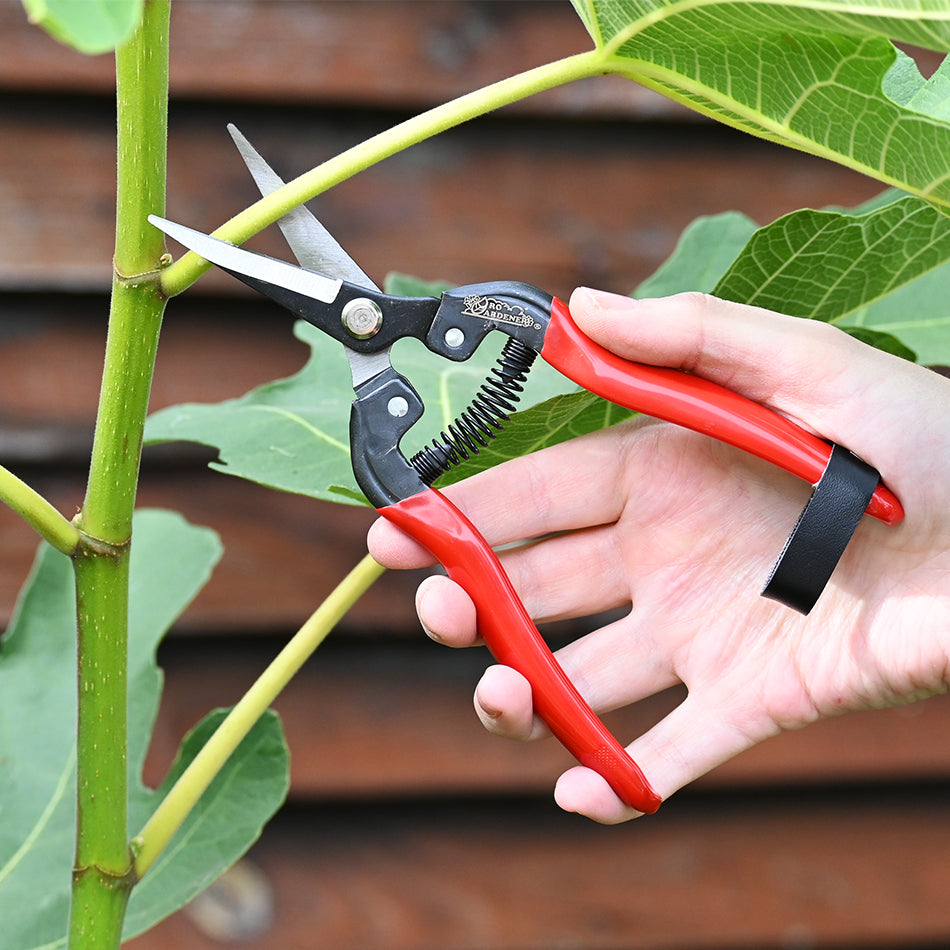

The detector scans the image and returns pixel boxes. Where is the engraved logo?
[462,294,541,330]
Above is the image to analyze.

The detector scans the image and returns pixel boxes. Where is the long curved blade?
[148,215,343,304]
[227,123,380,292]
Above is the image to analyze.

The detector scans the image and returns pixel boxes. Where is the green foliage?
[635,212,759,298]
[572,1,950,207]
[10,1,950,947]
[713,196,950,329]
[144,275,578,504]
[123,709,288,939]
[21,0,143,54]
[0,510,288,948]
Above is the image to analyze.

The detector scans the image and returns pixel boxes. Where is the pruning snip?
[150,125,903,815]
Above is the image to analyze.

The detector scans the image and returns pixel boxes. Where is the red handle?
[542,298,903,525]
[380,488,662,814]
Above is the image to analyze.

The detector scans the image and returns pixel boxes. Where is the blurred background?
[2,2,949,947]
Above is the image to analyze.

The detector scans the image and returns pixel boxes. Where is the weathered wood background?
[2,2,949,948]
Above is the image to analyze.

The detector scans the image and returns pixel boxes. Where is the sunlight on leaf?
[571,1,950,207]
[714,195,950,324]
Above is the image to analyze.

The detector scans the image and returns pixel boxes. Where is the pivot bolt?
[341,298,384,340]
[444,328,465,348]
[387,396,409,418]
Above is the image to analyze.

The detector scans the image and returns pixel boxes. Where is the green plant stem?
[159,49,604,297]
[69,551,134,947]
[0,464,79,555]
[81,1,170,545]
[130,553,385,878]
[68,1,170,947]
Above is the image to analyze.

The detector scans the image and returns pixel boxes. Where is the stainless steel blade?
[225,125,391,387]
[227,123,380,292]
[148,215,343,304]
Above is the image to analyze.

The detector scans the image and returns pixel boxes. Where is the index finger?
[367,418,648,570]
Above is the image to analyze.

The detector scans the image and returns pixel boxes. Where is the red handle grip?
[542,298,903,525]
[380,488,662,814]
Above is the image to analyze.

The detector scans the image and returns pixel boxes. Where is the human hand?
[368,288,950,823]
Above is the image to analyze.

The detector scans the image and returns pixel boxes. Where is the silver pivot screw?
[387,396,409,418]
[341,297,384,340]
[444,327,465,348]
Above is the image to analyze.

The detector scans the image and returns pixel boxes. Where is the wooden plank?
[0,0,682,119]
[127,794,950,949]
[144,637,950,799]
[0,102,881,295]
[0,299,308,424]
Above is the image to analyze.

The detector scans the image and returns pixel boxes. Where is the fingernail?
[478,697,503,720]
[572,287,638,311]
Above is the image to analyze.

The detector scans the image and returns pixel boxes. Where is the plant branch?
[80,0,170,545]
[130,553,385,878]
[0,464,79,555]
[68,1,170,946]
[159,50,604,297]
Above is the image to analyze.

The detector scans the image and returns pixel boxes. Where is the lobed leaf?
[714,195,950,327]
[0,510,288,948]
[22,0,143,54]
[123,710,288,939]
[571,1,950,207]
[145,277,577,504]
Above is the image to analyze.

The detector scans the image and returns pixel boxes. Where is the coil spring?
[410,337,537,485]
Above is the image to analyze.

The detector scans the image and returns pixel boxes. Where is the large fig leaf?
[0,510,288,948]
[123,709,287,939]
[439,189,950,477]
[145,277,578,504]
[570,1,950,207]
[21,0,144,54]
[714,195,950,326]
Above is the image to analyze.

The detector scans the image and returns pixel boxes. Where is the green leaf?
[634,212,758,298]
[839,326,917,361]
[22,0,144,54]
[713,195,950,324]
[123,709,287,939]
[0,510,285,948]
[574,2,950,208]
[839,258,950,364]
[145,293,577,504]
[434,390,633,488]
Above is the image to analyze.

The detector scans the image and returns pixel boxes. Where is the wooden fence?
[2,3,949,948]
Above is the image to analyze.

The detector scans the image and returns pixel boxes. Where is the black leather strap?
[762,443,879,615]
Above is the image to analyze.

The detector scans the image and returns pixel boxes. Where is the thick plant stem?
[68,2,170,947]
[81,0,170,545]
[159,50,604,297]
[131,553,386,878]
[69,550,135,947]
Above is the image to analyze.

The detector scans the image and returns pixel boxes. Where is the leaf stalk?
[0,465,80,555]
[131,553,385,878]
[158,50,604,297]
